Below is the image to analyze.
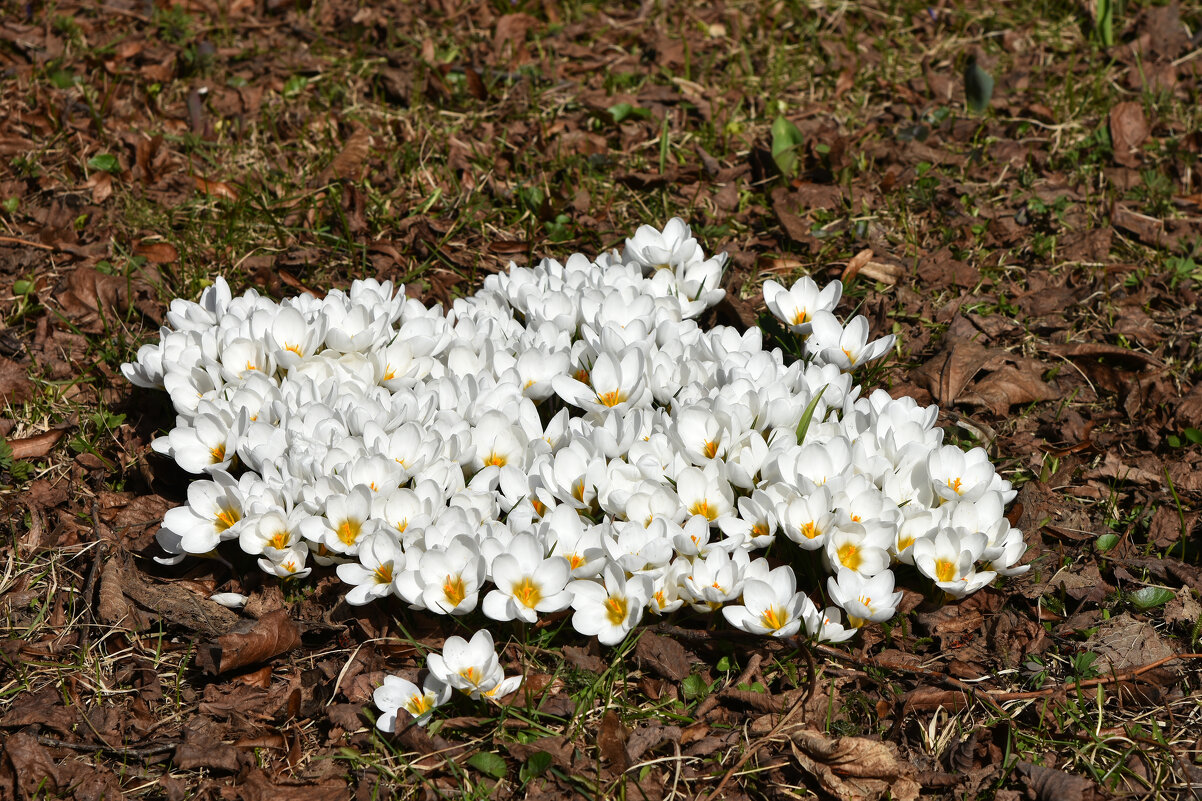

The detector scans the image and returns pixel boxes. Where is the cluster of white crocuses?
[123,218,1027,727]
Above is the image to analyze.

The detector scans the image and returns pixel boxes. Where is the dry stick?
[702,645,818,801]
[813,643,1011,717]
[36,735,177,759]
[0,235,57,251]
[984,652,1202,702]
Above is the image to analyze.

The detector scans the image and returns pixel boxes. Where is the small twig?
[985,653,1202,701]
[36,735,176,759]
[0,235,57,251]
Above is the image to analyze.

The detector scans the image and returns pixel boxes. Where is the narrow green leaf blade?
[795,384,829,445]
[771,115,804,178]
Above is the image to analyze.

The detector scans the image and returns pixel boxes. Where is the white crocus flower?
[373,674,450,731]
[826,567,904,627]
[722,566,814,638]
[927,445,996,503]
[552,348,649,415]
[153,409,247,475]
[258,543,312,579]
[426,630,507,699]
[763,276,842,335]
[824,522,894,578]
[681,548,750,612]
[568,562,654,645]
[675,463,735,523]
[482,533,572,623]
[623,217,703,273]
[777,488,836,550]
[912,528,997,598]
[336,532,405,606]
[158,470,250,557]
[300,485,381,556]
[396,535,486,614]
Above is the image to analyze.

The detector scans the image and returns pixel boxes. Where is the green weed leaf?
[771,115,805,178]
[795,384,829,445]
[1128,587,1174,611]
[607,102,649,124]
[1095,533,1119,552]
[520,751,552,782]
[467,751,508,779]
[963,56,994,114]
[87,153,121,173]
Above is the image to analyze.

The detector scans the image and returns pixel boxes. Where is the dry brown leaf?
[840,248,874,283]
[1014,761,1101,801]
[597,709,629,773]
[195,176,239,200]
[915,339,990,406]
[134,240,179,264]
[7,429,66,460]
[197,609,301,675]
[1108,102,1148,168]
[1085,614,1180,674]
[634,632,691,680]
[0,358,33,405]
[328,126,372,182]
[788,728,920,801]
[858,259,903,285]
[959,363,1057,415]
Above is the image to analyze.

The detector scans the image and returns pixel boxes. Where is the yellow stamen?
[596,389,626,407]
[790,308,808,326]
[382,366,396,380]
[396,519,408,534]
[571,479,585,503]
[702,439,719,459]
[751,522,769,539]
[443,574,466,607]
[373,563,394,584]
[689,500,716,521]
[837,542,861,571]
[935,558,956,583]
[573,367,590,384]
[459,666,479,685]
[760,606,787,630]
[946,477,963,495]
[897,535,915,552]
[605,595,628,626]
[210,443,226,464]
[404,694,433,717]
[281,560,297,573]
[567,553,586,570]
[267,531,290,550]
[337,519,362,546]
[531,498,546,517]
[483,452,507,467]
[799,521,819,539]
[214,507,241,533]
[512,577,542,608]
[285,342,302,356]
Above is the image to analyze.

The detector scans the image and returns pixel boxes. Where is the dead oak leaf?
[197,609,301,675]
[1108,102,1148,168]
[959,363,1057,415]
[1014,761,1104,801]
[788,728,920,801]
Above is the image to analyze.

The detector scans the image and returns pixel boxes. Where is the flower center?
[759,606,787,631]
[459,666,479,685]
[210,443,226,464]
[373,563,394,584]
[800,521,819,539]
[935,558,956,583]
[285,342,303,356]
[214,506,240,533]
[443,574,466,607]
[567,553,585,570]
[512,577,542,608]
[790,307,808,326]
[702,439,719,459]
[605,595,628,626]
[573,367,590,384]
[267,531,290,550]
[337,518,362,546]
[751,522,768,539]
[404,693,433,717]
[531,498,546,517]
[837,542,861,571]
[688,500,716,520]
[946,477,963,495]
[596,389,626,408]
[483,452,507,467]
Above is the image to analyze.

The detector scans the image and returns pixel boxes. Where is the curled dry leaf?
[959,363,1058,415]
[194,176,239,200]
[788,727,920,801]
[1108,102,1148,168]
[7,428,66,460]
[597,708,629,773]
[634,631,691,681]
[197,609,301,675]
[1014,761,1102,801]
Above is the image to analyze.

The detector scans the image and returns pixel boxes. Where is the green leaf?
[795,384,829,445]
[467,751,508,779]
[607,102,649,124]
[1185,428,1202,445]
[12,280,33,296]
[1,197,18,214]
[963,56,994,114]
[1167,434,1183,448]
[770,115,805,178]
[1095,533,1119,552]
[1095,0,1114,46]
[1128,587,1174,611]
[519,751,552,782]
[87,153,120,173]
[681,674,708,701]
